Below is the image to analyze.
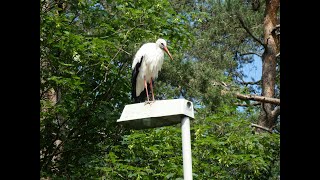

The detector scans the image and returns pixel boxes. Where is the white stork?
[131,38,173,103]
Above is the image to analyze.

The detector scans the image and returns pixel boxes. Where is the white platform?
[117,99,194,129]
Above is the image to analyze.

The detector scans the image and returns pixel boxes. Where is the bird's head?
[156,38,173,60]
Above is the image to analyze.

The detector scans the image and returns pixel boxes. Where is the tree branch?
[215,81,280,105]
[235,93,280,105]
[240,80,261,85]
[235,102,261,106]
[271,106,280,119]
[233,72,260,86]
[239,52,262,57]
[251,123,273,133]
[68,12,80,25]
[236,13,265,48]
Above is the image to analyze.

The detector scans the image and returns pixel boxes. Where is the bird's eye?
[161,43,164,46]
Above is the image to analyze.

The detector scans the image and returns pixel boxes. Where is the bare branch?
[236,13,265,48]
[251,123,273,133]
[214,81,280,105]
[117,47,131,55]
[236,93,280,105]
[240,80,261,85]
[271,106,280,119]
[110,49,121,62]
[69,12,80,25]
[239,52,262,57]
[76,62,100,74]
[92,65,109,92]
[235,102,261,106]
[233,72,260,86]
[221,81,228,87]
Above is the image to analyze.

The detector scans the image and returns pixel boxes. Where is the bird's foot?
[144,100,155,105]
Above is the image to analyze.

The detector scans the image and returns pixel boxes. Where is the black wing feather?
[132,56,145,103]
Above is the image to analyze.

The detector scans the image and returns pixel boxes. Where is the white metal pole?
[181,116,193,180]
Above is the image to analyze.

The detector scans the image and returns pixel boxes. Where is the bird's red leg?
[150,77,155,101]
[144,76,150,101]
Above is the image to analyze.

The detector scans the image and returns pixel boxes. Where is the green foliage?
[41,0,191,178]
[99,106,279,179]
[153,0,269,113]
[192,105,280,179]
[99,127,183,179]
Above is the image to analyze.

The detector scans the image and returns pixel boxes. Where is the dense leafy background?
[40,0,279,179]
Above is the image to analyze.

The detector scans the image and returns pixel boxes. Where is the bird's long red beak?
[164,46,173,60]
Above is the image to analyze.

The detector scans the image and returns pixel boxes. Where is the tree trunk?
[258,0,280,131]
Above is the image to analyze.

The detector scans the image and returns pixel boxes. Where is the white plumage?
[131,38,173,102]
